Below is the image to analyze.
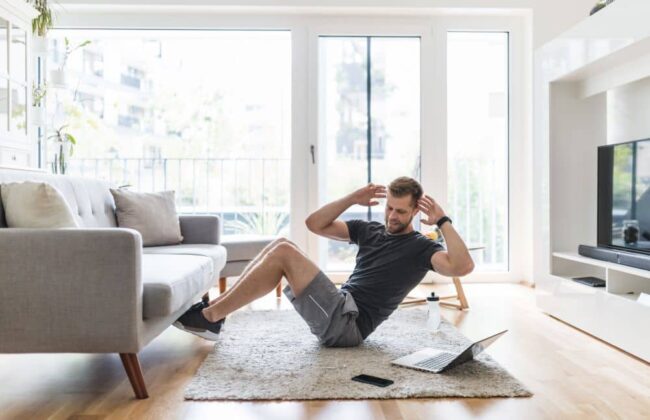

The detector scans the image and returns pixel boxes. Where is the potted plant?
[50,37,91,88]
[590,0,616,15]
[31,0,52,54]
[48,124,77,174]
[31,0,53,37]
[31,82,47,126]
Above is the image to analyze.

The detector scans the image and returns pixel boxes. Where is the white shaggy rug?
[184,309,532,400]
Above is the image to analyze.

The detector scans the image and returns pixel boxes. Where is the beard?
[385,214,413,234]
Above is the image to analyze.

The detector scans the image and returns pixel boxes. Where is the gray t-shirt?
[341,220,444,339]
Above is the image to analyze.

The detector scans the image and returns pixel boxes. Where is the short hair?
[388,177,423,207]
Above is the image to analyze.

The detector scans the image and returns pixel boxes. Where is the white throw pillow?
[0,181,79,228]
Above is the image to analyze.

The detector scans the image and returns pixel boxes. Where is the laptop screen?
[471,330,508,358]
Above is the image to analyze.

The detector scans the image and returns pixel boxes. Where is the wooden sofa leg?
[219,277,227,294]
[119,353,149,399]
[276,283,282,298]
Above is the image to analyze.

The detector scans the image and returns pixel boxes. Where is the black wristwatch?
[436,216,452,228]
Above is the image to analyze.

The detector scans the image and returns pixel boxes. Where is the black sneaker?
[173,302,225,341]
[190,300,208,311]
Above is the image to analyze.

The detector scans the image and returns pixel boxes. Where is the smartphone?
[351,374,394,387]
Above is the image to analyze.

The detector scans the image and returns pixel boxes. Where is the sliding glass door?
[318,36,420,271]
[447,32,509,270]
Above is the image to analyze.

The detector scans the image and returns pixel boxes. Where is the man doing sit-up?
[174,176,474,347]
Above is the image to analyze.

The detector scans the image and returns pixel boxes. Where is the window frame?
[52,11,529,283]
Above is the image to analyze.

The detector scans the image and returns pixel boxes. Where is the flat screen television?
[598,138,650,255]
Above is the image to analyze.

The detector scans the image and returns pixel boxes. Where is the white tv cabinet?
[534,0,650,362]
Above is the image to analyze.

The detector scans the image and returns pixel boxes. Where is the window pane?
[10,82,26,134]
[369,37,420,223]
[447,32,509,270]
[319,36,420,271]
[11,25,26,82]
[0,78,7,131]
[48,30,291,237]
[319,37,367,270]
[0,19,7,76]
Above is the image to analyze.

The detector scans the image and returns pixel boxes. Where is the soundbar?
[579,245,650,271]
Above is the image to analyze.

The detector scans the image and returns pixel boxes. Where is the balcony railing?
[67,157,291,236]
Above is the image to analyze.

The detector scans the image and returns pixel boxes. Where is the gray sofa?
[0,168,226,399]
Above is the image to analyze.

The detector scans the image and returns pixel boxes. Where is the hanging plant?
[32,82,47,107]
[60,37,92,69]
[590,0,616,16]
[48,124,77,174]
[31,0,53,37]
[31,82,48,126]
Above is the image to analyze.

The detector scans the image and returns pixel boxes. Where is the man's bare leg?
[203,242,320,322]
[209,237,297,305]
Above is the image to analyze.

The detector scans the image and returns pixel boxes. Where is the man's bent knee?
[269,240,305,259]
[268,242,299,260]
[273,237,301,250]
[271,237,290,247]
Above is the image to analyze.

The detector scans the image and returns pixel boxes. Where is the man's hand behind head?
[350,183,387,207]
[418,195,446,225]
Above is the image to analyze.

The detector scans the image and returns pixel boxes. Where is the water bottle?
[427,293,441,332]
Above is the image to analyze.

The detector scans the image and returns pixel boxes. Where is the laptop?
[391,330,508,373]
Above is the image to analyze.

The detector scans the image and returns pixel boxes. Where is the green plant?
[31,0,53,37]
[32,82,47,107]
[590,0,615,15]
[60,37,91,69]
[48,124,77,174]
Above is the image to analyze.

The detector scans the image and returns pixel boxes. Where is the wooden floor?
[1,283,649,420]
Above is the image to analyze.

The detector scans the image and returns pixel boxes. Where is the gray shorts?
[283,271,363,348]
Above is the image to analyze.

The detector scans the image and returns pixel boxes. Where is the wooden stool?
[400,245,482,310]
[439,276,469,310]
[400,276,469,310]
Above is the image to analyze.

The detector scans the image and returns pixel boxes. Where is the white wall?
[608,77,650,144]
[531,0,595,47]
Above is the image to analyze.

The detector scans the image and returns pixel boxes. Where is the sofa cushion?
[142,254,213,318]
[143,244,227,275]
[0,168,117,228]
[222,234,275,262]
[110,189,183,246]
[0,181,79,228]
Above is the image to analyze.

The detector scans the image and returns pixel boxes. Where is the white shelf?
[540,0,650,97]
[535,0,650,362]
[613,292,641,302]
[552,251,650,278]
[552,273,642,304]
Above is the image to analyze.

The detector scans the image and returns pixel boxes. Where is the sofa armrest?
[179,215,221,245]
[0,228,144,353]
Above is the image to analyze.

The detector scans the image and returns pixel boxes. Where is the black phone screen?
[351,374,394,387]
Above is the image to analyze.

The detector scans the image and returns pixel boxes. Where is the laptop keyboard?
[414,352,457,371]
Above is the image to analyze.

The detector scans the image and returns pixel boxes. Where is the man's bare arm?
[418,195,474,277]
[305,184,386,241]
[430,222,474,277]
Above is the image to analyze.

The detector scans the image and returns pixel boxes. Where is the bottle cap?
[427,295,439,302]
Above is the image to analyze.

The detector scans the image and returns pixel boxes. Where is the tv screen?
[598,138,650,254]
